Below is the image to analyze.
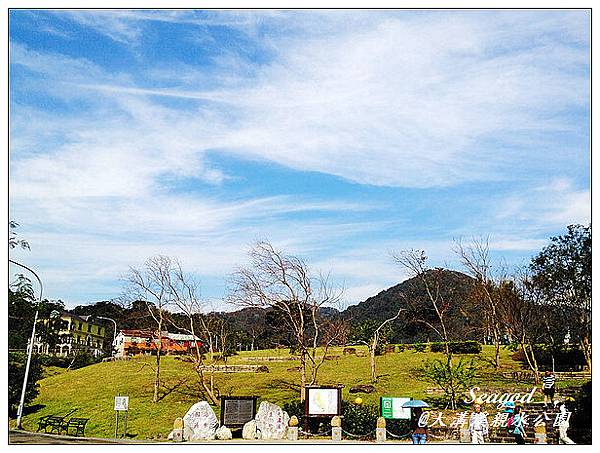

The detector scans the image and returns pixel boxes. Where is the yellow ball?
[354,397,363,405]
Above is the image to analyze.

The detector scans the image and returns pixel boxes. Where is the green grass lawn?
[10,345,577,440]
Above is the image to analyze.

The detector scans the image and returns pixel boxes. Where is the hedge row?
[396,341,482,354]
[429,341,482,354]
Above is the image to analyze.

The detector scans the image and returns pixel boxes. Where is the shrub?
[38,354,70,368]
[282,399,305,426]
[8,352,43,415]
[282,400,382,438]
[69,351,101,369]
[430,341,482,354]
[340,400,378,438]
[511,344,586,371]
[385,418,411,438]
[413,343,427,353]
[397,344,406,352]
[420,357,477,409]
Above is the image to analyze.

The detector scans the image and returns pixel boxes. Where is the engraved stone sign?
[183,401,218,440]
[255,401,289,440]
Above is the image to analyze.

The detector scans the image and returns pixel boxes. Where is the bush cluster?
[340,400,378,437]
[510,344,586,371]
[429,341,482,354]
[413,343,427,353]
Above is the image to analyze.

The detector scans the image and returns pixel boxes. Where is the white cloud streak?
[9,10,590,305]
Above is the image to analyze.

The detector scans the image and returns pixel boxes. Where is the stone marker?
[255,401,290,440]
[242,420,258,440]
[173,417,184,429]
[216,425,233,440]
[287,416,299,441]
[331,416,342,441]
[172,429,183,442]
[460,428,470,443]
[534,422,547,444]
[171,417,184,442]
[183,401,218,441]
[331,427,342,441]
[376,417,386,443]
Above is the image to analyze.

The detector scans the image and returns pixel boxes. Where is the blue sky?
[9,9,590,309]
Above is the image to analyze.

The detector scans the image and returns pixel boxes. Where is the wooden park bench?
[63,417,89,437]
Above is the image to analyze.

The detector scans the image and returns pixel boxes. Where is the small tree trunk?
[494,340,501,371]
[153,319,163,403]
[370,336,377,383]
[520,340,539,384]
[300,351,307,401]
[581,337,591,371]
[153,341,161,403]
[493,326,501,370]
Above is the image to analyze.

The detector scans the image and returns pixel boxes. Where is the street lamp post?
[97,316,118,357]
[10,259,43,430]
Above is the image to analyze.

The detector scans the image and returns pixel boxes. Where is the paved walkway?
[9,429,463,445]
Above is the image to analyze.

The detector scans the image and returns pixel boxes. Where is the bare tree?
[163,261,222,405]
[392,249,465,408]
[124,255,174,403]
[498,272,544,383]
[228,241,343,401]
[392,250,453,358]
[454,237,505,370]
[353,307,405,383]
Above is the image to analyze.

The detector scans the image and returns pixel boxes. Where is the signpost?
[219,396,258,428]
[114,395,129,438]
[380,397,411,420]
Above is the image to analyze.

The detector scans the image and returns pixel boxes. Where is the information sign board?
[380,397,411,419]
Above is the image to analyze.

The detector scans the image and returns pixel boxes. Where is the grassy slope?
[11,346,576,440]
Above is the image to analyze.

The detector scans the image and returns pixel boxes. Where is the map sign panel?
[381,397,411,419]
[307,387,341,416]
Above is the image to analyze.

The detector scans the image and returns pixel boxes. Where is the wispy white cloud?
[495,177,590,227]
[11,11,590,189]
[8,10,590,306]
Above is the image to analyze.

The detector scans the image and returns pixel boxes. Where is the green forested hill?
[343,269,477,343]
